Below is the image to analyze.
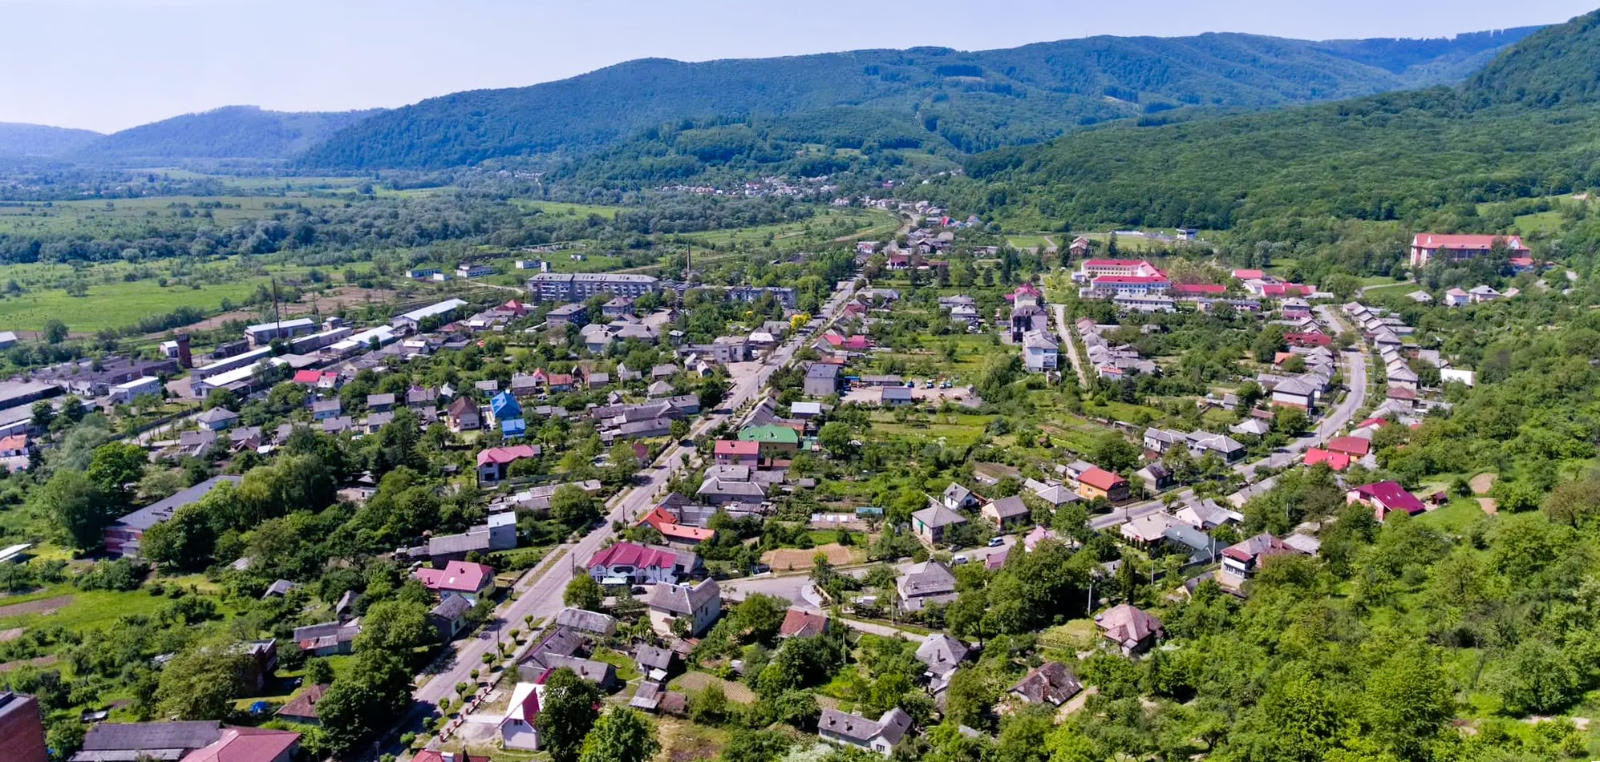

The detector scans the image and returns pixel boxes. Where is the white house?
[499,681,543,750]
[818,707,912,756]
[1022,330,1059,373]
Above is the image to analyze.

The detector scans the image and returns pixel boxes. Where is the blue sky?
[2,0,1594,132]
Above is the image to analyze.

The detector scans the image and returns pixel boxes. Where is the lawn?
[668,670,756,704]
[0,196,343,237]
[592,648,643,682]
[0,578,238,633]
[0,274,274,333]
[1419,497,1494,534]
[684,208,897,249]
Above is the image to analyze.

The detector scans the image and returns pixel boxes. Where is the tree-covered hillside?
[0,123,102,158]
[950,11,1600,234]
[299,29,1536,170]
[76,106,383,165]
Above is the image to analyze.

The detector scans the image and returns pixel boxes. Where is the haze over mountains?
[957,9,1600,232]
[0,26,1540,168]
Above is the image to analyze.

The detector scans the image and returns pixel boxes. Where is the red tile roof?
[1093,275,1170,284]
[1351,481,1425,516]
[588,541,679,572]
[1412,233,1528,253]
[1326,436,1370,456]
[1231,268,1265,280]
[1079,467,1126,492]
[1084,259,1155,267]
[183,727,300,762]
[637,507,715,543]
[1173,283,1226,295]
[1303,448,1350,471]
[477,445,540,466]
[1285,332,1332,347]
[714,440,760,456]
[779,608,829,638]
[412,560,494,594]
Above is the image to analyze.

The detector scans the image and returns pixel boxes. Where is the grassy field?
[684,208,896,248]
[512,200,633,219]
[0,196,343,237]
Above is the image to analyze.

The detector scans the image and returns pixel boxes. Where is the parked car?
[988,536,1005,547]
[951,554,970,565]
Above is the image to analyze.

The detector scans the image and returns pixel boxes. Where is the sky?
[2,0,1595,132]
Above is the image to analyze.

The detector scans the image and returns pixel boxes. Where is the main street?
[1087,303,1370,530]
[412,279,859,709]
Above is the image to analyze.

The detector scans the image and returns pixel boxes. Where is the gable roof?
[1303,448,1350,471]
[984,495,1029,519]
[1010,662,1082,705]
[915,633,968,674]
[779,608,829,638]
[412,560,493,594]
[912,502,967,529]
[1078,466,1125,491]
[1351,481,1425,516]
[1095,603,1162,648]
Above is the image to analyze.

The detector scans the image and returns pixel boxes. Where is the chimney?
[175,334,192,369]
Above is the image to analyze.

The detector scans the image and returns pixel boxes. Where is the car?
[951,554,970,565]
[924,380,934,388]
[987,536,1005,547]
[904,381,915,388]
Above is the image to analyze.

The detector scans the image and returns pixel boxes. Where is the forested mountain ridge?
[0,123,103,158]
[297,28,1538,170]
[74,106,384,165]
[951,10,1600,234]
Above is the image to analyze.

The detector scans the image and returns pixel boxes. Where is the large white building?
[527,273,660,303]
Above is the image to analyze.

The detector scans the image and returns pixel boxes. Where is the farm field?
[0,195,344,237]
[683,208,896,248]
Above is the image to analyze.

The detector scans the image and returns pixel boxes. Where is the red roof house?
[477,445,541,467]
[1348,481,1426,521]
[1303,448,1350,471]
[412,560,495,599]
[714,439,760,466]
[778,608,830,638]
[182,727,301,762]
[1285,331,1332,347]
[1231,269,1265,280]
[637,506,715,545]
[1326,436,1371,457]
[1173,283,1226,296]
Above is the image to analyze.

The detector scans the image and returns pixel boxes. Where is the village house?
[897,560,958,612]
[586,542,701,585]
[817,707,912,757]
[1095,603,1163,654]
[911,502,967,546]
[412,560,495,604]
[476,445,541,487]
[1076,467,1129,502]
[641,578,722,636]
[1348,481,1426,521]
[1009,662,1083,706]
[980,495,1030,531]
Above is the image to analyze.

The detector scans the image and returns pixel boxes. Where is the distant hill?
[955,11,1600,233]
[75,105,383,165]
[298,28,1540,170]
[0,123,103,158]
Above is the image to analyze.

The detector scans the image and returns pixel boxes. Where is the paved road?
[414,280,858,713]
[1050,303,1090,385]
[1087,306,1370,530]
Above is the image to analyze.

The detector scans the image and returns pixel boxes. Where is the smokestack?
[175,334,192,369]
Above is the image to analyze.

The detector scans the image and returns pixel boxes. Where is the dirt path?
[0,595,72,619]
[1469,473,1497,496]
[0,655,57,672]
